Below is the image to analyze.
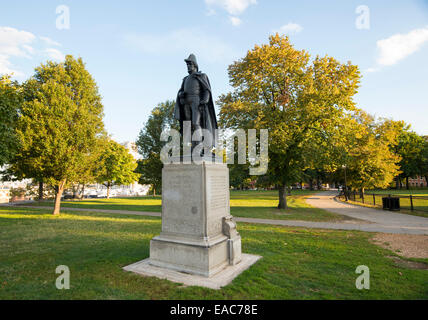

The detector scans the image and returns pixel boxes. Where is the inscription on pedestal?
[206,168,229,237]
[162,166,203,237]
[209,175,228,211]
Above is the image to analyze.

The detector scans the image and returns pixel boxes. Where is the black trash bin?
[382,197,389,210]
[389,197,400,211]
[382,197,400,211]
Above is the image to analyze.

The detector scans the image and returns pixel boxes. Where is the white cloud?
[229,16,242,26]
[40,36,61,47]
[0,26,35,76]
[0,54,23,76]
[205,0,257,15]
[0,26,65,77]
[45,48,65,61]
[376,26,428,66]
[0,26,35,57]
[274,22,303,35]
[123,28,238,63]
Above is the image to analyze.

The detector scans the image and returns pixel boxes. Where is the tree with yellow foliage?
[339,114,402,192]
[219,34,361,209]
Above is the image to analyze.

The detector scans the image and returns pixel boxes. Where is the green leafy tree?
[94,139,140,199]
[71,135,108,198]
[229,163,251,190]
[0,75,22,166]
[341,115,402,192]
[3,78,48,200]
[12,55,105,214]
[301,128,345,191]
[136,155,163,196]
[219,34,361,208]
[420,137,428,186]
[136,100,178,195]
[395,129,426,189]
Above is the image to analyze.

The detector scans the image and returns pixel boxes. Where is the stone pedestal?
[150,162,241,277]
[123,161,261,288]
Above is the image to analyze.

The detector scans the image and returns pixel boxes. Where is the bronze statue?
[174,54,218,154]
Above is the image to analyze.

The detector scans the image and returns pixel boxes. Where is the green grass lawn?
[25,190,351,222]
[0,206,427,300]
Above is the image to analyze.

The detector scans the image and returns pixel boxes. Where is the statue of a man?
[174,54,218,154]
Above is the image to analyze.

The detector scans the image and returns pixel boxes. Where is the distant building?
[408,176,427,187]
[0,187,10,203]
[0,166,33,203]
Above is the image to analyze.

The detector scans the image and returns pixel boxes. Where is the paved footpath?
[305,191,428,235]
[5,192,428,235]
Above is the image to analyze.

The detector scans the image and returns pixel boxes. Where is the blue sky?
[1,0,427,142]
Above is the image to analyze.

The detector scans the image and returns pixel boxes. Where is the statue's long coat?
[174,72,218,145]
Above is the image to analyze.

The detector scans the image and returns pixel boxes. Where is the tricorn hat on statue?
[184,54,198,69]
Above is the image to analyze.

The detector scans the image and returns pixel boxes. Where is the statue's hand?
[200,99,209,105]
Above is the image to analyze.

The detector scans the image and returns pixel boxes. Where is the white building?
[0,166,33,203]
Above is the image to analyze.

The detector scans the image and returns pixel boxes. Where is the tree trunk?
[278,184,287,209]
[72,185,78,199]
[153,186,156,196]
[406,176,409,190]
[107,183,111,199]
[38,181,43,201]
[425,176,428,188]
[309,180,314,191]
[395,176,399,189]
[53,179,66,215]
[81,184,85,199]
